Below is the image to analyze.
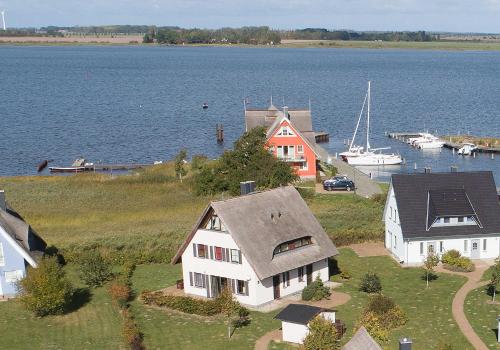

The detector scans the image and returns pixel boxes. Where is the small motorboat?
[202,103,208,109]
[457,143,477,156]
[49,158,90,173]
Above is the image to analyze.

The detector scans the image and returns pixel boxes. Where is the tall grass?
[0,163,386,263]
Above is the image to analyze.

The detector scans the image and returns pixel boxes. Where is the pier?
[388,132,500,154]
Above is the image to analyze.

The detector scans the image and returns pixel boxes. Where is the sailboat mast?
[349,92,367,151]
[366,81,371,151]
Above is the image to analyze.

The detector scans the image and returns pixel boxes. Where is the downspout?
[406,239,409,265]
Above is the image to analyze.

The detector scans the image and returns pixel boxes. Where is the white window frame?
[5,270,23,283]
[193,273,205,288]
[297,145,304,153]
[230,249,240,264]
[236,280,247,295]
[0,242,5,266]
[299,161,308,170]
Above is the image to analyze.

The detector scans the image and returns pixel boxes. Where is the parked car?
[323,179,355,191]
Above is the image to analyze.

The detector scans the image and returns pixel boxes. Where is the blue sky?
[1,0,500,33]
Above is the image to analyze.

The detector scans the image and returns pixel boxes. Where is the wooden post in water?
[216,124,224,143]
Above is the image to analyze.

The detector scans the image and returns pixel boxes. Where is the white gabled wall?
[406,236,500,264]
[384,185,405,262]
[181,229,331,306]
[282,322,309,344]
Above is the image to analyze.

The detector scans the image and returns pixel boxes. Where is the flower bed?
[441,250,475,272]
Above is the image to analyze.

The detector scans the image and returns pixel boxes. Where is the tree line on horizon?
[0,24,434,43]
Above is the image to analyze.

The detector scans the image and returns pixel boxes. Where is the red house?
[245,104,321,179]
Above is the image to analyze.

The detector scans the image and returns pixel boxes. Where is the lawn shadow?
[421,272,438,282]
[329,257,341,277]
[490,328,498,341]
[65,287,92,314]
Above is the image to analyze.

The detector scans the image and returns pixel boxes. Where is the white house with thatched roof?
[171,185,338,307]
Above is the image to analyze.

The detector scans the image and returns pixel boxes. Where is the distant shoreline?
[2,37,500,51]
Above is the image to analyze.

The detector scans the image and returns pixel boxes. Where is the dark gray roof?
[245,106,313,133]
[342,327,382,350]
[391,171,500,239]
[274,304,323,325]
[172,186,338,280]
[0,206,46,264]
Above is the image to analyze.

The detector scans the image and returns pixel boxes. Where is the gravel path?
[435,261,492,350]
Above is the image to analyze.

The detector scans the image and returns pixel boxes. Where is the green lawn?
[130,264,281,350]
[0,265,123,349]
[464,286,500,349]
[333,249,470,350]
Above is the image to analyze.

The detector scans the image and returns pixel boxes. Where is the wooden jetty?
[387,132,423,141]
[50,162,153,173]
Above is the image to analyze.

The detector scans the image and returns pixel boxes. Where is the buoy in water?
[202,103,208,109]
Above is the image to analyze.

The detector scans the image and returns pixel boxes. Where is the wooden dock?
[85,163,153,171]
[315,132,330,143]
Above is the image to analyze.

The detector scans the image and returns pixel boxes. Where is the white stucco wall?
[406,236,500,264]
[384,186,405,261]
[282,321,309,344]
[181,229,330,306]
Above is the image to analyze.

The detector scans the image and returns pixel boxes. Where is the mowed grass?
[0,166,385,261]
[130,264,281,350]
[464,286,500,349]
[0,265,123,349]
[333,249,470,350]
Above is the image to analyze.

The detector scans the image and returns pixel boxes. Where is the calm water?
[0,46,498,183]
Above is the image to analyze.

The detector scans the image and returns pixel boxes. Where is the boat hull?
[49,167,87,173]
[346,154,402,166]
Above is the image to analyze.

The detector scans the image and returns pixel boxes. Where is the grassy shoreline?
[3,38,500,51]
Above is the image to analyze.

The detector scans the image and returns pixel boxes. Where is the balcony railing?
[277,155,306,162]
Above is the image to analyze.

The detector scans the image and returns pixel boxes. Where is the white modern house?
[171,184,338,307]
[384,171,500,264]
[274,304,336,344]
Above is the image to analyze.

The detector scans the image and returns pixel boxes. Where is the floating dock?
[387,132,500,154]
[314,132,330,143]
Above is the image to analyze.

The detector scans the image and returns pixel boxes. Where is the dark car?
[323,179,355,191]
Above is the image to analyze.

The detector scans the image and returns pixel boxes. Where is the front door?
[273,275,280,299]
[427,242,436,255]
[306,264,313,285]
[471,239,480,259]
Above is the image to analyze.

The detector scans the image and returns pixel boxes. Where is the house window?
[458,217,464,223]
[206,214,224,231]
[439,241,444,253]
[193,273,205,288]
[4,270,23,283]
[215,246,223,261]
[282,128,288,136]
[197,244,208,259]
[420,242,424,255]
[298,267,304,282]
[467,216,475,222]
[0,242,4,266]
[230,249,241,264]
[394,235,397,249]
[273,236,313,256]
[483,239,487,251]
[464,240,468,252]
[444,217,450,224]
[237,280,247,295]
[297,145,304,153]
[282,271,290,287]
[299,161,308,170]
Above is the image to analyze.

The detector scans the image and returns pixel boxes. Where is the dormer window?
[426,189,482,230]
[273,236,312,257]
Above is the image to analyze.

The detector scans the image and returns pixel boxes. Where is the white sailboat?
[345,81,402,166]
[340,91,367,160]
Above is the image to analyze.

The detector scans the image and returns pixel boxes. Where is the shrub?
[303,316,340,350]
[380,305,408,329]
[356,312,389,343]
[122,309,144,350]
[78,250,113,287]
[371,193,386,205]
[359,272,382,293]
[366,294,396,315]
[18,256,74,317]
[441,249,461,265]
[441,250,475,272]
[141,291,223,316]
[109,282,131,309]
[302,276,331,301]
[437,342,454,350]
[339,270,351,280]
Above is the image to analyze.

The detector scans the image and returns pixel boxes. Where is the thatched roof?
[172,186,338,280]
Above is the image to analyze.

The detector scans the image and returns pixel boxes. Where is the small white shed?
[274,304,336,344]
